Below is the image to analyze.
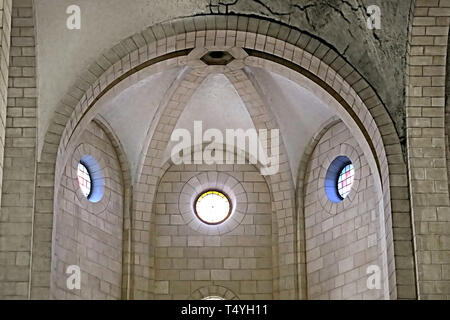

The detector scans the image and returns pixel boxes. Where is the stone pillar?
[407,0,450,299]
[0,0,36,299]
[0,0,11,207]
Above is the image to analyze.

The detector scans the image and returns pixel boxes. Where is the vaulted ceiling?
[97,64,336,183]
[35,0,411,159]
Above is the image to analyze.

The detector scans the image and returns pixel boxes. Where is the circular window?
[77,155,104,203]
[77,162,92,198]
[194,190,232,225]
[202,296,225,300]
[337,163,354,199]
[325,156,354,203]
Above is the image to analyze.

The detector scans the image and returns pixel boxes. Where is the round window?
[325,156,354,203]
[77,155,104,203]
[202,296,225,300]
[337,163,354,200]
[194,190,231,225]
[77,162,92,198]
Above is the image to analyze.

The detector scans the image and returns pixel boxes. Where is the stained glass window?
[77,162,92,198]
[202,296,225,300]
[337,163,354,199]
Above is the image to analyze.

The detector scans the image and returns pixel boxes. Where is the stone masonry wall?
[0,0,11,208]
[50,121,124,299]
[407,0,450,299]
[0,0,35,299]
[154,163,273,299]
[304,121,385,299]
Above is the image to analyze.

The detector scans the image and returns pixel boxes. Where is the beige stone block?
[194,270,210,281]
[224,258,239,269]
[154,281,169,294]
[211,270,230,280]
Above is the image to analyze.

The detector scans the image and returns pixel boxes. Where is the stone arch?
[295,117,341,298]
[138,59,304,299]
[160,142,275,197]
[91,116,133,299]
[156,142,279,292]
[189,285,239,300]
[48,118,130,299]
[34,15,411,299]
[296,117,341,204]
[299,118,390,299]
[154,145,276,299]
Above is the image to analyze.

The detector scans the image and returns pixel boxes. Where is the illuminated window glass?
[77,155,104,203]
[195,190,231,225]
[77,162,92,198]
[337,163,354,200]
[325,156,354,203]
[202,296,225,300]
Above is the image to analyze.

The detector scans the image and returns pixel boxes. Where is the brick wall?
[0,0,35,299]
[50,121,124,299]
[154,163,273,299]
[304,121,385,299]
